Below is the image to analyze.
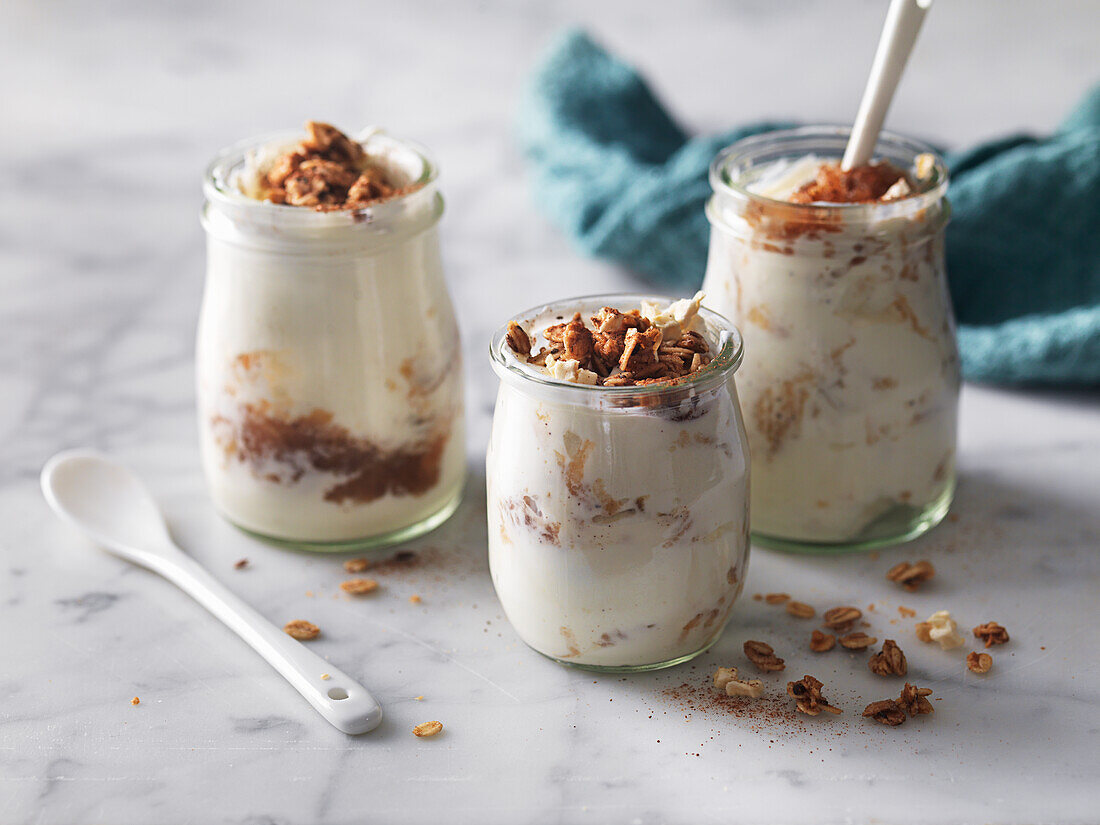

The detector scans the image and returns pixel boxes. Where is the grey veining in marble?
[3,1,1100,823]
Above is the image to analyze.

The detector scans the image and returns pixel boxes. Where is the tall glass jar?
[198,131,465,551]
[486,295,751,671]
[702,127,959,552]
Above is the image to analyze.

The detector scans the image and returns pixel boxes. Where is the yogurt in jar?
[198,123,465,549]
[702,127,959,549]
[486,295,751,670]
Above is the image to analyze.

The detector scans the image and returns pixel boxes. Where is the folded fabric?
[517,30,1100,385]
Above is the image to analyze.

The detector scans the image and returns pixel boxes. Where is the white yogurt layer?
[704,153,958,545]
[487,297,750,668]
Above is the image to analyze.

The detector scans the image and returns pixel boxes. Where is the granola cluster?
[789,160,913,205]
[505,294,713,388]
[249,121,417,210]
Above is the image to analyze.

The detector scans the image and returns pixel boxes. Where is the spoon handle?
[144,549,382,735]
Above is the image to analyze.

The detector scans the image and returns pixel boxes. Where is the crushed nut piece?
[786,600,815,619]
[897,683,934,717]
[973,622,1009,648]
[131,697,140,706]
[506,322,532,357]
[863,699,906,726]
[344,557,372,573]
[234,558,249,570]
[744,640,786,672]
[413,720,444,738]
[809,630,836,652]
[786,675,841,716]
[284,620,320,640]
[712,666,764,698]
[764,593,790,605]
[919,610,966,649]
[967,651,993,674]
[885,559,935,591]
[839,632,878,650]
[340,578,379,595]
[823,606,862,630]
[868,639,908,676]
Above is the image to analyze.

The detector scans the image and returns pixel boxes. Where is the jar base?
[752,480,955,555]
[529,633,722,674]
[220,485,464,554]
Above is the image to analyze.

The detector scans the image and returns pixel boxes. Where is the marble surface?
[4,1,1100,823]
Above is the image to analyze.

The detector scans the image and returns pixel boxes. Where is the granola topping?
[967,651,993,673]
[505,294,714,388]
[809,630,836,652]
[240,121,421,211]
[868,639,908,676]
[918,610,966,649]
[786,675,841,716]
[413,720,444,738]
[283,620,320,640]
[886,559,936,591]
[785,600,815,619]
[713,667,764,699]
[862,699,906,726]
[789,160,913,205]
[838,631,878,650]
[764,592,790,605]
[822,606,862,631]
[744,640,786,672]
[973,621,1009,648]
[897,683,934,717]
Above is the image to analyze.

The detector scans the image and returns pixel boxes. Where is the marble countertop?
[4,1,1099,823]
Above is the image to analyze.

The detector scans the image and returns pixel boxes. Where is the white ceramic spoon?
[41,449,383,735]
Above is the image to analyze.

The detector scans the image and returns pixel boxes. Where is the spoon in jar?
[842,0,933,170]
[41,449,383,735]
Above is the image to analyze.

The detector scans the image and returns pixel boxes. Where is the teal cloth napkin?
[518,31,1100,385]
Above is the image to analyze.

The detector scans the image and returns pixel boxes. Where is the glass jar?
[486,295,751,672]
[198,130,465,551]
[702,127,959,552]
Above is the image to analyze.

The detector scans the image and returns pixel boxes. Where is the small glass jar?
[702,127,959,552]
[198,130,465,551]
[486,295,751,672]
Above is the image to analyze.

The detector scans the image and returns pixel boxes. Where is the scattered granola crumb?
[414,695,424,701]
[284,620,320,640]
[863,699,906,726]
[785,600,815,619]
[752,593,763,601]
[973,622,1009,648]
[919,610,965,649]
[822,606,862,631]
[898,606,917,618]
[409,594,422,604]
[839,632,878,650]
[131,697,140,706]
[744,640,786,672]
[764,593,790,605]
[886,560,935,591]
[233,558,249,570]
[413,720,443,738]
[897,683,934,717]
[344,558,372,573]
[809,630,836,652]
[712,667,764,698]
[340,578,379,595]
[786,675,841,716]
[868,639,908,676]
[321,673,331,680]
[967,651,993,674]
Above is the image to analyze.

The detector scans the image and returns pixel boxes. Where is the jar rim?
[488,293,744,402]
[709,125,949,223]
[202,128,440,229]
